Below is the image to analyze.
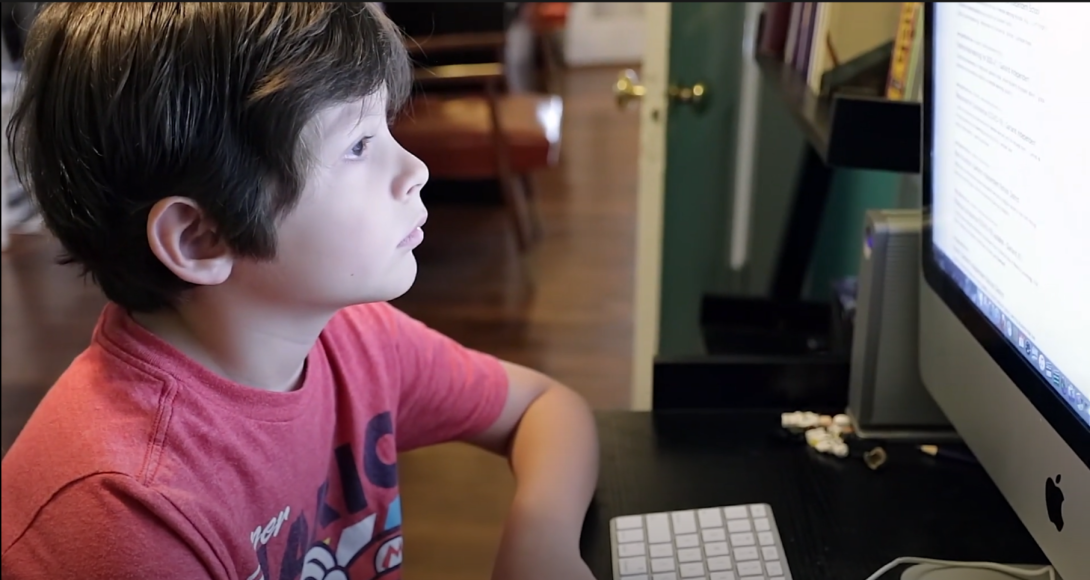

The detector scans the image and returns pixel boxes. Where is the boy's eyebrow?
[332,103,384,134]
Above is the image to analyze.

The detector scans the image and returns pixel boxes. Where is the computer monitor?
[920,2,1089,576]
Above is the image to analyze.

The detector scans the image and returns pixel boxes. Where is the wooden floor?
[1,67,639,578]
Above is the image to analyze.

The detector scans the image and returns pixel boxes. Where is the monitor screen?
[930,2,1089,426]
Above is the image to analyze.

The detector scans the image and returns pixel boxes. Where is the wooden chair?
[391,32,562,253]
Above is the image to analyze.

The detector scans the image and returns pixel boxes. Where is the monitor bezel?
[920,2,1090,467]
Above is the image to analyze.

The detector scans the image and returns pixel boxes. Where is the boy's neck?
[132,294,335,393]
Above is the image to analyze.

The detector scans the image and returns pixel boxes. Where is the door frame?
[629,2,671,411]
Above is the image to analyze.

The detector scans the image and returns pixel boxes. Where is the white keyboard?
[609,503,794,580]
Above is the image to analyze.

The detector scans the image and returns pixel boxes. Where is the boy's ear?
[146,197,234,286]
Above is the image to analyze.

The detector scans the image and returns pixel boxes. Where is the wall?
[805,169,905,301]
[563,3,647,66]
[710,85,808,297]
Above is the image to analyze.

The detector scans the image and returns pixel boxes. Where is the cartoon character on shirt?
[300,499,404,580]
[249,411,406,580]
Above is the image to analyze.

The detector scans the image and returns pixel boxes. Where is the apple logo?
[1045,474,1065,532]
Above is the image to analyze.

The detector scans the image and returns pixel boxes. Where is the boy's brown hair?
[6,3,411,312]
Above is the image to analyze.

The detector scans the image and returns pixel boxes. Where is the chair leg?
[536,31,564,94]
[519,174,544,242]
[484,80,538,253]
[498,174,535,251]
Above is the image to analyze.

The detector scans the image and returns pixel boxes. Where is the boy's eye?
[346,137,373,159]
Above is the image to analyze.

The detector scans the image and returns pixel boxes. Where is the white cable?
[864,557,1056,580]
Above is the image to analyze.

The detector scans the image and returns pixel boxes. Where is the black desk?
[580,411,1047,580]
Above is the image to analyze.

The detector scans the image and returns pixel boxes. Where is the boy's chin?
[349,262,418,305]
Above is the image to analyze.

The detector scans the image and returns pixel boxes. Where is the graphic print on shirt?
[247,411,404,580]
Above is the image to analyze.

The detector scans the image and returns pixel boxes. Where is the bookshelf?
[756,55,920,174]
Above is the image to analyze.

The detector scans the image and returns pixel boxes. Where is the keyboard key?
[765,561,783,576]
[698,507,724,528]
[621,576,648,580]
[653,574,679,580]
[616,515,645,530]
[619,543,646,557]
[672,511,698,535]
[734,547,759,561]
[723,506,749,520]
[749,505,767,518]
[647,513,672,544]
[753,518,771,532]
[650,543,674,558]
[727,519,752,533]
[678,548,703,563]
[704,541,730,556]
[620,556,648,575]
[710,573,737,580]
[676,534,700,548]
[707,556,733,572]
[652,558,676,573]
[619,529,645,544]
[737,560,763,577]
[702,528,726,543]
[757,532,775,546]
[729,532,755,547]
[761,546,779,561]
[679,562,705,578]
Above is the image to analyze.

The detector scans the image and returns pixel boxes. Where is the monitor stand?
[901,563,1060,580]
[851,421,962,443]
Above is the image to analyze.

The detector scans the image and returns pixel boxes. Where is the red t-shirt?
[1,302,509,580]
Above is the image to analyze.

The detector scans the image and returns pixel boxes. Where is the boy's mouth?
[398,213,428,248]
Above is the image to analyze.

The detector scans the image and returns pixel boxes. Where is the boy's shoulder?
[0,336,169,552]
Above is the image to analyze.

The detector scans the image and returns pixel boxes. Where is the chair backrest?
[383,2,510,36]
[383,3,512,68]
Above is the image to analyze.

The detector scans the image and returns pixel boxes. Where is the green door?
[632,3,808,408]
[634,3,808,354]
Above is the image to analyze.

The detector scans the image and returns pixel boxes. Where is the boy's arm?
[371,304,598,577]
[463,361,600,580]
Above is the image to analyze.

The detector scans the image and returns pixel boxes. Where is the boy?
[0,4,599,580]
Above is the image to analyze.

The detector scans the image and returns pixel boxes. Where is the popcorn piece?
[805,428,830,447]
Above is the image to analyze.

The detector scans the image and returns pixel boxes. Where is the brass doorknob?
[614,69,646,110]
[668,82,707,109]
[613,69,708,112]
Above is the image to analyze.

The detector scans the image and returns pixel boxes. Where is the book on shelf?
[886,2,923,100]
[795,3,819,76]
[902,5,926,102]
[784,2,804,67]
[756,2,907,99]
[808,2,903,96]
[758,2,794,59]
